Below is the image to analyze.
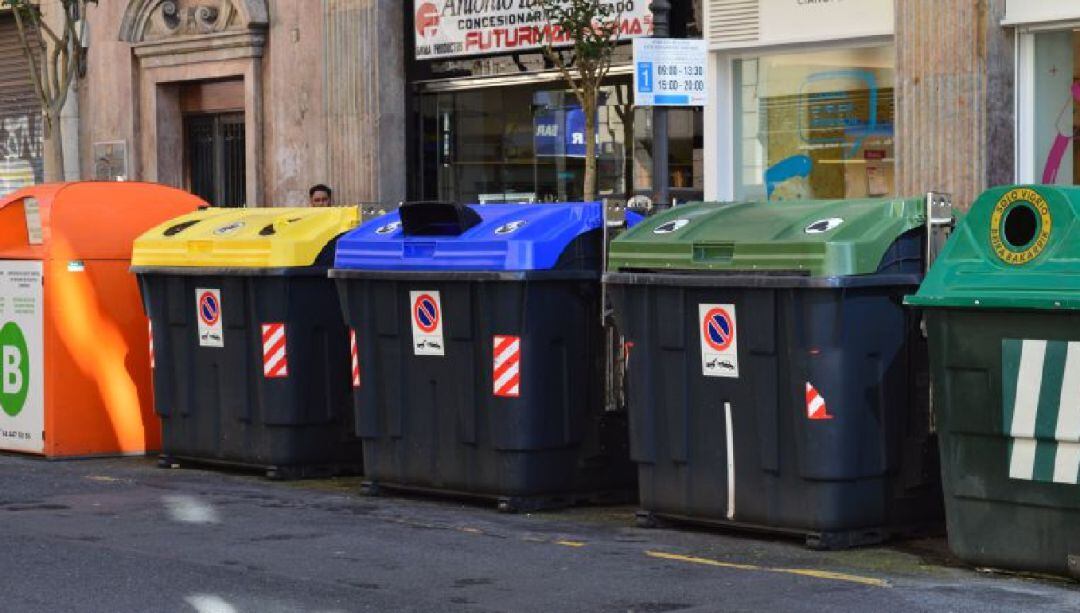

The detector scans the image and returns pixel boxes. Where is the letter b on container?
[0,322,29,417]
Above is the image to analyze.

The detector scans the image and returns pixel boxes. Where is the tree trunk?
[43,108,64,184]
[583,91,598,202]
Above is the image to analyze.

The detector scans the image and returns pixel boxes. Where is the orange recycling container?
[0,182,204,458]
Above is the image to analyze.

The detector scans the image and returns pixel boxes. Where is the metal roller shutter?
[0,12,43,195]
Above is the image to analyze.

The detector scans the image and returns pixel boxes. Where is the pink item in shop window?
[1042,81,1080,184]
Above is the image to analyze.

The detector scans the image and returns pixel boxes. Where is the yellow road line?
[555,540,587,548]
[646,551,759,571]
[772,568,891,588]
[645,551,889,588]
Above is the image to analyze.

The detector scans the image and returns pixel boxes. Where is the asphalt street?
[1,454,1078,612]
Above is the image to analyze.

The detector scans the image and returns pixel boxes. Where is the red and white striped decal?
[148,320,155,369]
[262,323,289,378]
[350,329,361,388]
[805,382,833,420]
[493,335,521,398]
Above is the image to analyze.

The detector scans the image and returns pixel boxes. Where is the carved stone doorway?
[119,0,268,205]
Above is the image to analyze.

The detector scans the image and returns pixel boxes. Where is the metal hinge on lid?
[925,192,955,272]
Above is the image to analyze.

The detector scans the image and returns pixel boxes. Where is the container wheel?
[635,510,659,529]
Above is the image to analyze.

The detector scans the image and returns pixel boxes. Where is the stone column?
[895,0,1015,210]
[323,0,407,206]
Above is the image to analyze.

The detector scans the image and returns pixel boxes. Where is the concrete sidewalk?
[0,454,1076,612]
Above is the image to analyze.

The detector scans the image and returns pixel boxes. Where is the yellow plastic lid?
[131,207,360,268]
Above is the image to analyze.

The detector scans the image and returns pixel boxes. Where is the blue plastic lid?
[333,202,603,271]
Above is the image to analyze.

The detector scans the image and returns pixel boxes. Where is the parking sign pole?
[650,0,671,211]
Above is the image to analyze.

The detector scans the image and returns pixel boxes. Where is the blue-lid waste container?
[331,201,635,512]
[132,207,363,479]
[605,196,948,549]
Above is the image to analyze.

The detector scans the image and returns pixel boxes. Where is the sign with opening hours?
[633,38,708,107]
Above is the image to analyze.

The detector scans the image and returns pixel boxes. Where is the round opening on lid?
[1002,203,1038,250]
[989,188,1053,266]
[164,220,199,236]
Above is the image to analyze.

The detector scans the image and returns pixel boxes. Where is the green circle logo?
[0,322,29,417]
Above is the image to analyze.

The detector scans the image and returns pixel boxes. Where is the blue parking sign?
[637,62,653,93]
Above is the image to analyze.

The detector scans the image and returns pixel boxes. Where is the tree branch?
[24,2,62,48]
[543,47,587,105]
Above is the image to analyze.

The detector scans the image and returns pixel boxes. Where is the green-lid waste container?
[908,184,1080,577]
[606,196,946,549]
[132,207,363,479]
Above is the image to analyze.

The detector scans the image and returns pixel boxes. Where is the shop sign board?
[0,260,44,453]
[534,106,590,158]
[413,0,654,60]
[633,38,707,107]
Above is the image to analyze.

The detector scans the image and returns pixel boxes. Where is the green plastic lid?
[608,197,926,277]
[908,184,1080,311]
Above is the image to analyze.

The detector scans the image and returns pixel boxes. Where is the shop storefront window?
[733,46,896,202]
[416,79,637,204]
[414,80,705,204]
[1027,30,1079,186]
[633,107,705,198]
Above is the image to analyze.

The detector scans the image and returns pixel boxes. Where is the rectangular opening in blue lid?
[399,202,481,236]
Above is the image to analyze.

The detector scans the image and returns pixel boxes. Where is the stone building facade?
[11,1,1079,212]
[74,0,406,207]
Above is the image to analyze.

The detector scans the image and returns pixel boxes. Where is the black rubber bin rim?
[603,271,923,289]
[329,269,600,282]
[131,266,329,277]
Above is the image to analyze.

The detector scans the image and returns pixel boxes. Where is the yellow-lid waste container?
[132,206,362,479]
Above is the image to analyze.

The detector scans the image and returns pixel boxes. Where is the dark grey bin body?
[606,266,943,548]
[138,265,362,479]
[333,267,635,511]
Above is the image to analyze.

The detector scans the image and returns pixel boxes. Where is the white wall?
[1005,0,1080,26]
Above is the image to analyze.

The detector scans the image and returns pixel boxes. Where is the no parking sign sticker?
[410,291,445,356]
[699,304,739,378]
[196,288,223,348]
